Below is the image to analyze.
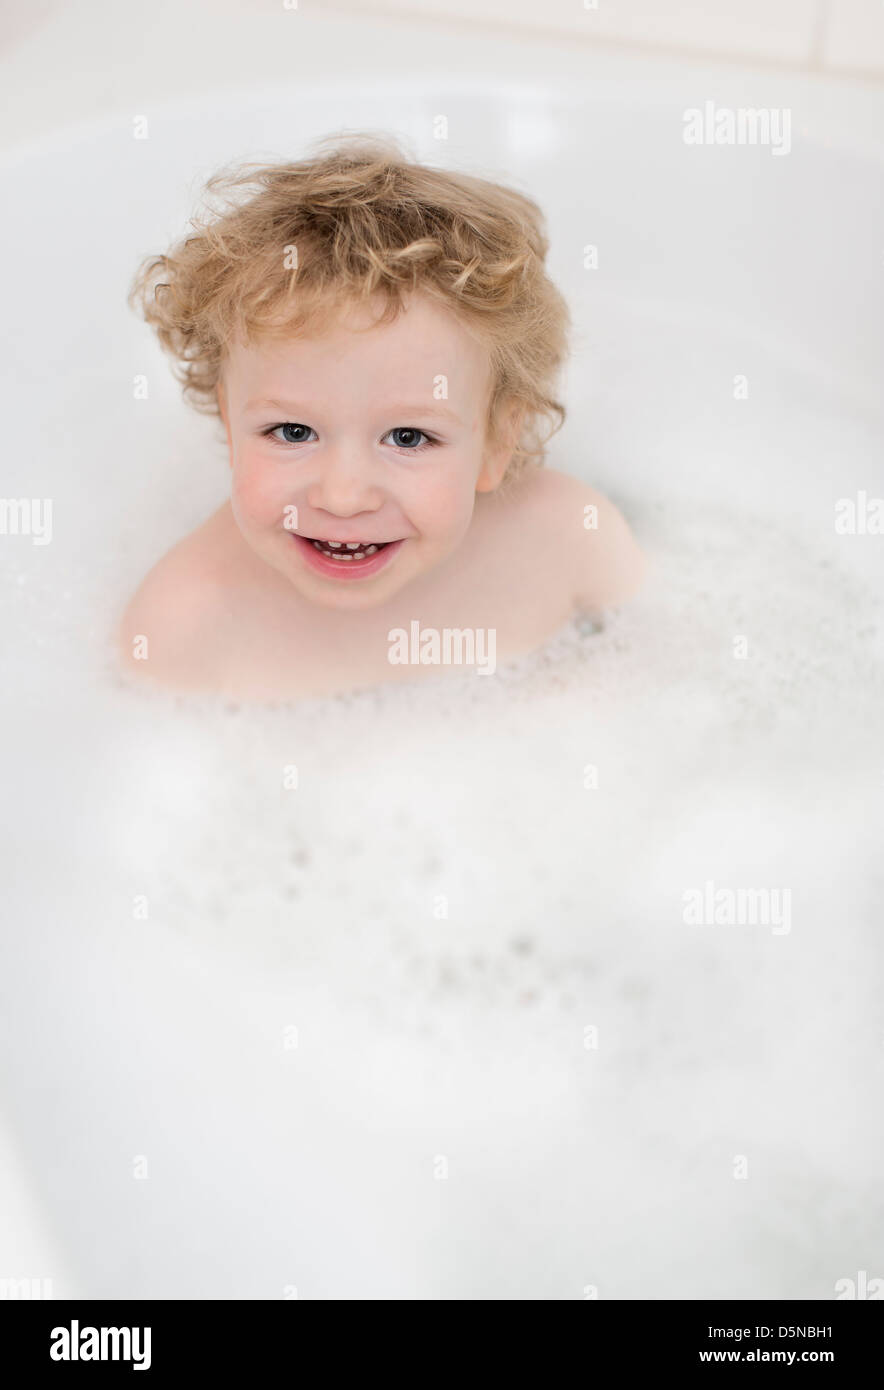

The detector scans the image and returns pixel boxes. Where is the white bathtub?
[1,21,883,1298]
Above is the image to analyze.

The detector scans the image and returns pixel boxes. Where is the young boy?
[120,135,644,699]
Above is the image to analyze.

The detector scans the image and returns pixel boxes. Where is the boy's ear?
[476,400,525,493]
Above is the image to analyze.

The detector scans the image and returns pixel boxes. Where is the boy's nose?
[305,450,385,517]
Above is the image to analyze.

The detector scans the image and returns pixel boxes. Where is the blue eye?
[386,428,425,450]
[384,428,434,451]
[268,423,315,444]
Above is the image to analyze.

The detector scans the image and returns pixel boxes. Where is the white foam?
[4,483,882,1296]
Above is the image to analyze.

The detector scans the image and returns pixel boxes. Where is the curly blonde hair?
[130,132,570,476]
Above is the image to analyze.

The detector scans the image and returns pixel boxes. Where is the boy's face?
[219,291,515,610]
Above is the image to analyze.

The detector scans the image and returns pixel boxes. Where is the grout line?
[809,0,830,71]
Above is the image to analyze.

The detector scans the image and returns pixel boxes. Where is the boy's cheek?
[419,485,475,546]
[231,462,286,528]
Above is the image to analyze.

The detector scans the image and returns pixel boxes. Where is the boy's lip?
[291,532,405,581]
[305,531,392,544]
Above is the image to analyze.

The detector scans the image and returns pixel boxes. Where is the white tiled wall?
[821,0,884,71]
[327,0,884,76]
[2,1,883,77]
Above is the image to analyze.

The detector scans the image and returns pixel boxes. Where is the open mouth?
[292,532,405,580]
[308,537,390,561]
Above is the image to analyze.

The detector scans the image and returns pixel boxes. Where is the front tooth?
[345,542,360,550]
[327,540,342,548]
[337,552,352,560]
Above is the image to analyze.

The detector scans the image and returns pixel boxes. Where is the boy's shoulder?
[118,505,242,689]
[507,462,625,523]
[502,465,646,611]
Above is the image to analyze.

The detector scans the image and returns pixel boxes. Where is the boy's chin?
[291,575,402,610]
